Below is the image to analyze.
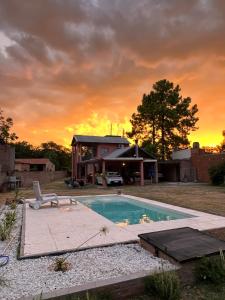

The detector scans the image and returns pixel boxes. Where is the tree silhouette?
[0,109,18,144]
[128,79,199,160]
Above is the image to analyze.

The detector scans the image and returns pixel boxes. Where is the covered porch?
[78,157,158,186]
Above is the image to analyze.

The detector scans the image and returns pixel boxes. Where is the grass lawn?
[1,180,225,300]
[1,180,225,216]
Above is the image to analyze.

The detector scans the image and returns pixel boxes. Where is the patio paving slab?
[21,195,225,258]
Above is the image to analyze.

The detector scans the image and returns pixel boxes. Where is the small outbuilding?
[158,142,225,183]
[15,158,55,172]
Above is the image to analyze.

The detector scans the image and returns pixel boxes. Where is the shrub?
[5,211,16,228]
[10,201,17,210]
[209,162,225,185]
[53,258,70,272]
[0,220,11,241]
[0,210,16,241]
[145,270,181,300]
[195,254,225,284]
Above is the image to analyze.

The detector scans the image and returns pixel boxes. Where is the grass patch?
[195,253,225,285]
[145,270,181,300]
[0,209,16,241]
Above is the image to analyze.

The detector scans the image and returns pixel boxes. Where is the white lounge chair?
[29,181,77,209]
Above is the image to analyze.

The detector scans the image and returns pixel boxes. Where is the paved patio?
[21,195,225,258]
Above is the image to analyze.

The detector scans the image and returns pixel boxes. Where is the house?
[71,135,158,185]
[159,142,225,182]
[15,158,55,172]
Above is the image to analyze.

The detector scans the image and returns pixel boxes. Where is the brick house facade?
[159,143,225,183]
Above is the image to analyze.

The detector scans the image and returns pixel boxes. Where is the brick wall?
[0,144,15,190]
[15,170,67,187]
[0,144,15,173]
[191,152,225,182]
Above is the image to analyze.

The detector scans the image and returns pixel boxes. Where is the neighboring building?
[0,144,15,191]
[15,158,55,172]
[71,135,158,185]
[159,142,225,183]
[0,144,15,173]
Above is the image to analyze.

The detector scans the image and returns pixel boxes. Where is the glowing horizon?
[14,111,222,149]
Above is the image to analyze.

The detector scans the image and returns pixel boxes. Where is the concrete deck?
[21,194,225,258]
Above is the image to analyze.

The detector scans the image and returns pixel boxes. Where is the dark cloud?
[0,0,224,146]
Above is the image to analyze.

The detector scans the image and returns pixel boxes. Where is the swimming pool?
[75,195,194,225]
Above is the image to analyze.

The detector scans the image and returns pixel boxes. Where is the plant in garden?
[7,188,22,209]
[10,201,17,210]
[195,253,225,285]
[52,226,109,272]
[5,211,16,228]
[0,220,11,241]
[209,162,225,185]
[0,210,16,241]
[53,257,71,272]
[145,270,181,300]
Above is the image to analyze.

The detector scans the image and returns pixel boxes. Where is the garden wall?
[20,271,158,300]
[191,152,225,182]
[15,171,67,187]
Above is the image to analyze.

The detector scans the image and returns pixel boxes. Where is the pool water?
[76,195,194,225]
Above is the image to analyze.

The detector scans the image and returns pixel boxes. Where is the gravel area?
[0,204,175,300]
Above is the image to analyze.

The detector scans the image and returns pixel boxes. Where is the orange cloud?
[0,0,224,149]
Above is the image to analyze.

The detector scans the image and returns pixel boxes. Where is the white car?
[96,172,123,186]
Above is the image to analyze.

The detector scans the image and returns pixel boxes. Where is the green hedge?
[209,162,225,185]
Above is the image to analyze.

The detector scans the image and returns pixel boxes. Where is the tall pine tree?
[128,79,199,160]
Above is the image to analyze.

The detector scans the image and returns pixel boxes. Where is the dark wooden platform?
[139,227,225,263]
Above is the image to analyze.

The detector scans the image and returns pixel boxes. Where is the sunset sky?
[0,0,224,148]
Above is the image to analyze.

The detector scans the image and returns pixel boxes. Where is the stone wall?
[15,170,67,187]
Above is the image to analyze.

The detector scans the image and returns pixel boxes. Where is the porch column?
[72,145,78,180]
[140,160,144,186]
[92,163,95,184]
[84,163,87,183]
[78,163,81,179]
[154,161,158,183]
[72,147,75,179]
[102,160,106,174]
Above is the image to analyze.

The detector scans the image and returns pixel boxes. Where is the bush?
[0,220,11,241]
[5,211,16,228]
[53,257,70,272]
[145,270,181,300]
[209,162,225,185]
[195,254,225,284]
[0,210,16,241]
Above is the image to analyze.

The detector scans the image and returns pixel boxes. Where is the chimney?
[135,139,139,157]
[192,142,200,149]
